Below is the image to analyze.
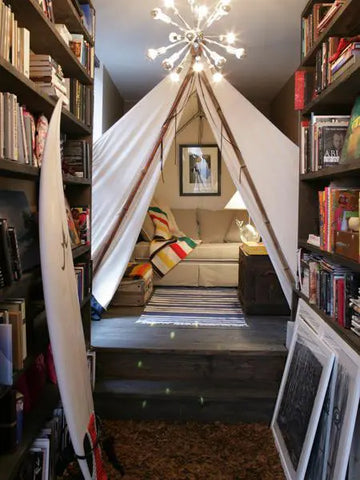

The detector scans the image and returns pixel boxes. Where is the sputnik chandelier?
[146,0,245,82]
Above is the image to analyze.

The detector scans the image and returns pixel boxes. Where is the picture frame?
[179,144,221,196]
[271,315,335,480]
[282,299,360,480]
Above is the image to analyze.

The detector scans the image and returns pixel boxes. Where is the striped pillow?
[148,206,172,240]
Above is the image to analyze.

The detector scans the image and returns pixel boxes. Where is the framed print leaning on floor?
[271,317,335,480]
[179,144,221,196]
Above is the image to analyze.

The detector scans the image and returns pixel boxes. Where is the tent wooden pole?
[199,71,294,286]
[94,70,194,273]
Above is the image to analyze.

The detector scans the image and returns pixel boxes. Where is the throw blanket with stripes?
[148,206,199,277]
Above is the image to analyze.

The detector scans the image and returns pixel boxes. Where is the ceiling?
[93,0,308,107]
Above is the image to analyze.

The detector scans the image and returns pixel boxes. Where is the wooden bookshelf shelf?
[72,244,91,259]
[301,0,360,67]
[302,58,360,115]
[0,159,39,178]
[52,0,94,46]
[298,239,360,272]
[8,0,93,85]
[0,58,91,135]
[0,384,59,480]
[295,289,360,355]
[300,161,360,181]
[63,174,91,186]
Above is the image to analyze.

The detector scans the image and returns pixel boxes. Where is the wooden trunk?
[238,246,290,315]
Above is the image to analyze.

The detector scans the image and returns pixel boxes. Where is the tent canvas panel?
[92,67,299,310]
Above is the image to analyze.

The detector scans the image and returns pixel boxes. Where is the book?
[8,226,22,280]
[340,96,360,164]
[65,196,81,248]
[0,323,13,385]
[1,298,27,361]
[320,124,348,166]
[0,218,13,285]
[71,206,90,245]
[8,310,23,369]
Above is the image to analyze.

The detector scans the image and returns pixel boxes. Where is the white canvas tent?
[92,67,299,310]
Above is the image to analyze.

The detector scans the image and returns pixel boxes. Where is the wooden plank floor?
[91,304,288,353]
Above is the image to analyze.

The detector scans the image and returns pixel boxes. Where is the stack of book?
[0,0,30,78]
[36,0,54,22]
[329,41,360,82]
[299,251,360,327]
[30,54,69,107]
[301,2,344,58]
[67,78,92,125]
[69,33,94,77]
[317,187,359,252]
[74,261,91,304]
[300,114,349,173]
[62,138,91,179]
[79,2,96,40]
[0,91,46,166]
[0,298,26,386]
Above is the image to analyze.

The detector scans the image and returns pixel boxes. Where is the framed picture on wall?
[179,144,221,196]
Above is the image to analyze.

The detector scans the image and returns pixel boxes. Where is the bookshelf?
[296,0,360,348]
[0,0,95,477]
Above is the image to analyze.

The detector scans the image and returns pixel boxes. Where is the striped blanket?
[148,205,199,277]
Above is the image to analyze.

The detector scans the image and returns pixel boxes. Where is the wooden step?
[95,348,287,383]
[94,379,279,423]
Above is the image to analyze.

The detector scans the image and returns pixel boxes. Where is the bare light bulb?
[164,0,175,8]
[169,32,182,42]
[196,5,208,20]
[151,8,172,24]
[225,32,236,44]
[147,49,158,60]
[170,71,180,82]
[193,61,204,72]
[213,71,223,82]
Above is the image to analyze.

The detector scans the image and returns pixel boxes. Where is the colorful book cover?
[340,96,360,163]
[64,197,81,248]
[329,188,359,252]
[71,207,90,245]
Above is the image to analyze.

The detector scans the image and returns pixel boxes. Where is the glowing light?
[137,360,143,368]
[170,71,180,82]
[165,388,171,394]
[142,400,147,408]
[170,331,175,339]
[213,71,223,82]
[164,0,175,8]
[193,61,204,72]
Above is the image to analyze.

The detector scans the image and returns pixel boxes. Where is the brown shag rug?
[59,420,284,480]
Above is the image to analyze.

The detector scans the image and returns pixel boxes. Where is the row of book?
[75,261,91,304]
[69,34,95,78]
[0,218,22,288]
[65,197,91,248]
[0,91,48,166]
[61,137,91,179]
[0,1,30,77]
[37,0,55,23]
[349,294,360,337]
[68,78,93,126]
[318,187,359,253]
[300,114,349,173]
[301,1,345,58]
[0,298,26,385]
[314,39,360,96]
[299,251,359,328]
[77,1,96,40]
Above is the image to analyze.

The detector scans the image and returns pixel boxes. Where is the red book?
[294,70,305,110]
[336,277,345,327]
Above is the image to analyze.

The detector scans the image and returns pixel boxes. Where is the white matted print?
[319,321,360,480]
[271,317,335,480]
[179,144,221,196]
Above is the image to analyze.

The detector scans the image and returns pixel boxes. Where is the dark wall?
[102,66,124,133]
[270,74,299,146]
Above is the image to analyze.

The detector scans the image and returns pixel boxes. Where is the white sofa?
[132,208,248,287]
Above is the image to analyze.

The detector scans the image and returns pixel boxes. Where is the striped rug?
[136,287,247,327]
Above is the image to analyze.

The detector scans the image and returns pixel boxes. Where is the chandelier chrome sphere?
[146,0,246,82]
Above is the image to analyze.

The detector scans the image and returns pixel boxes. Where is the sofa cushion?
[197,209,233,243]
[172,209,199,239]
[224,210,249,243]
[133,241,239,262]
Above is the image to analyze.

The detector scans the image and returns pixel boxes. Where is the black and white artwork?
[320,324,360,480]
[271,317,335,480]
[348,405,360,480]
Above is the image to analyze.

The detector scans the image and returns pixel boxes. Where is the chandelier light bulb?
[213,71,223,82]
[235,47,245,59]
[193,59,204,72]
[170,71,180,82]
[164,0,175,8]
[169,32,182,42]
[151,8,172,24]
[222,32,236,44]
[147,48,158,60]
[196,5,208,20]
[162,58,174,71]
